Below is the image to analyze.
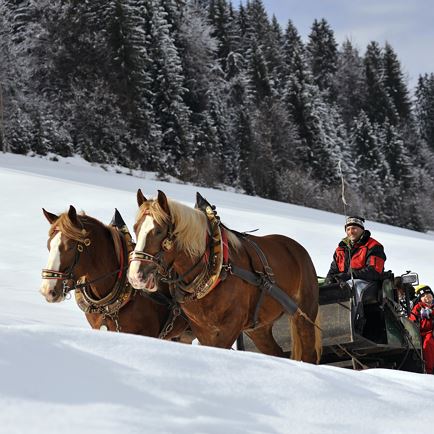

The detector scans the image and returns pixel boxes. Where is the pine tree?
[364,41,397,125]
[250,96,299,198]
[178,1,228,183]
[306,18,338,96]
[246,41,272,103]
[350,110,391,219]
[281,19,304,76]
[332,39,365,128]
[267,15,284,89]
[378,120,416,226]
[283,28,342,186]
[415,73,434,153]
[382,42,411,123]
[207,0,239,73]
[148,2,193,178]
[242,0,273,104]
[226,68,254,193]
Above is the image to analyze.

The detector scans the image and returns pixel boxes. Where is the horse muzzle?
[128,267,158,292]
[40,285,65,303]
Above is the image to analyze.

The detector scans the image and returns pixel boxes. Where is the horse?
[40,205,192,342]
[128,189,321,363]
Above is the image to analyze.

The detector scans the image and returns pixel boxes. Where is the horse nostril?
[49,290,57,298]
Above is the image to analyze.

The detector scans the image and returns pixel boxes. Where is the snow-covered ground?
[1,152,433,434]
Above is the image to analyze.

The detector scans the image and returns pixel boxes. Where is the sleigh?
[242,271,424,372]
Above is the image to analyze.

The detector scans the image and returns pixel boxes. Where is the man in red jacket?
[325,216,386,306]
[409,285,434,374]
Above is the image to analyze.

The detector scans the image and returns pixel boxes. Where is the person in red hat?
[409,284,434,374]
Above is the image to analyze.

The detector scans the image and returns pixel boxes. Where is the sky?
[1,152,434,433]
[261,0,434,89]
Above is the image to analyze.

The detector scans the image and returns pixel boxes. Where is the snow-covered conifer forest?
[1,0,434,231]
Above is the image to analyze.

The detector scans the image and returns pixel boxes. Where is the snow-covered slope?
[1,152,433,434]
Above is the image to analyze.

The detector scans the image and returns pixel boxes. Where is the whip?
[338,160,356,290]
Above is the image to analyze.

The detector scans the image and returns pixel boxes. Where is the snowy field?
[1,152,434,434]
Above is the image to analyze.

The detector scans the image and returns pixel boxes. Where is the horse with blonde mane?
[128,190,321,363]
[40,205,192,342]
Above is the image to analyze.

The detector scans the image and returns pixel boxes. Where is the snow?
[1,152,433,434]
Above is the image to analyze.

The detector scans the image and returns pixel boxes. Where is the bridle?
[41,235,91,298]
[129,213,176,277]
[128,210,224,301]
[42,232,125,297]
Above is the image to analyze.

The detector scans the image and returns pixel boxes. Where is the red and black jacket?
[326,230,386,281]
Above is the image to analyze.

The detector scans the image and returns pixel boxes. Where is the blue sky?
[261,0,434,88]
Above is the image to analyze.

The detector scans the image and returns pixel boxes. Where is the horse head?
[128,189,177,292]
[40,205,91,303]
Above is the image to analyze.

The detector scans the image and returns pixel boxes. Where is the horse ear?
[157,190,170,215]
[68,205,79,225]
[137,189,147,207]
[195,192,209,211]
[42,208,59,224]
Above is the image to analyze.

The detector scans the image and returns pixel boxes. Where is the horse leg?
[291,311,321,364]
[246,324,285,357]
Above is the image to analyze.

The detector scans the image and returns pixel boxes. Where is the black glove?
[324,276,335,285]
[335,272,350,282]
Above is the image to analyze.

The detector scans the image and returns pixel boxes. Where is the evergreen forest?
[1,0,434,231]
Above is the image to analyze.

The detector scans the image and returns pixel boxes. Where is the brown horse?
[40,205,192,341]
[128,190,321,363]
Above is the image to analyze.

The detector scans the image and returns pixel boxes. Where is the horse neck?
[78,226,120,298]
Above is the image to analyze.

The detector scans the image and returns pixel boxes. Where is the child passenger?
[409,285,434,374]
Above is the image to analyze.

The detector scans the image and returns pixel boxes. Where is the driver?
[325,216,386,305]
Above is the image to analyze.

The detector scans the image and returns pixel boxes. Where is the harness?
[129,195,304,329]
[224,235,298,328]
[42,225,135,331]
[129,205,229,302]
[74,226,134,331]
[42,216,187,335]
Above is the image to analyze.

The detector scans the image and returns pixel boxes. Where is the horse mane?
[48,212,100,242]
[137,198,241,259]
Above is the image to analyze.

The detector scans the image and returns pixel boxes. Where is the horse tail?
[290,309,322,364]
[290,316,302,361]
[314,310,322,364]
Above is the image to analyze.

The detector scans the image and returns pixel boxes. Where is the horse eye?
[155,228,162,235]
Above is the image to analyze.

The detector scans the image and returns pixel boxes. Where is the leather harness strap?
[74,227,133,318]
